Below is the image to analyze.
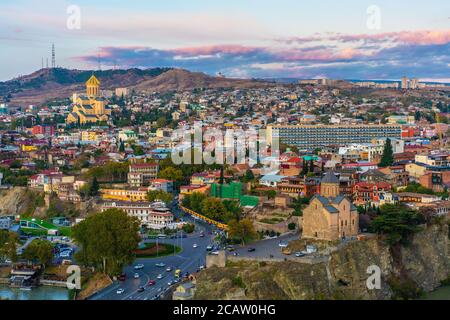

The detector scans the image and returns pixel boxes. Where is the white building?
[102,201,174,229]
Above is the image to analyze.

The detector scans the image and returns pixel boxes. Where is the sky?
[0,0,449,81]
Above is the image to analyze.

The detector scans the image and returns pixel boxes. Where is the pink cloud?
[283,30,450,46]
[172,45,259,56]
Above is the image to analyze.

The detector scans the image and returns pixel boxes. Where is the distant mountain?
[0,68,273,106]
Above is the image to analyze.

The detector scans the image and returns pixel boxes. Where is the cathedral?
[302,171,359,241]
[66,75,111,125]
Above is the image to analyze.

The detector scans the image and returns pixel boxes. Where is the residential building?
[267,124,402,149]
[127,163,159,187]
[102,201,174,229]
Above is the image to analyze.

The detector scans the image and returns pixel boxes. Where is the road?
[89,204,219,301]
[232,232,300,260]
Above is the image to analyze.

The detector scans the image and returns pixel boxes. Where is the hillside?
[134,69,272,93]
[0,68,273,106]
[195,224,450,300]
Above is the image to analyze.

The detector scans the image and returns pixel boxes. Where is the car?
[137,287,145,293]
[147,280,156,286]
[59,251,71,258]
[155,263,166,268]
[116,288,125,294]
[206,245,213,251]
[173,278,180,284]
[134,264,144,270]
[247,248,256,252]
[278,242,288,248]
[167,281,173,286]
[199,265,205,270]
[295,252,306,257]
[193,244,198,248]
[118,274,126,281]
[134,273,140,279]
[199,232,205,238]
[210,250,220,255]
[157,274,164,279]
[166,267,172,272]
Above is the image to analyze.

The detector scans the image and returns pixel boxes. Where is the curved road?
[89,205,218,300]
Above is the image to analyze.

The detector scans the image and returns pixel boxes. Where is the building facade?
[102,201,174,229]
[127,163,159,187]
[267,124,402,149]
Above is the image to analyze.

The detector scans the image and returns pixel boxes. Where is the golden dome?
[86,74,100,87]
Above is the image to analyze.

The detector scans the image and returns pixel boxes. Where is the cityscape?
[0,0,449,311]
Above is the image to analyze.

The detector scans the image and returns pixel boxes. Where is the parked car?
[166,267,172,272]
[193,244,198,248]
[295,252,306,257]
[247,248,256,252]
[278,242,288,248]
[155,263,166,268]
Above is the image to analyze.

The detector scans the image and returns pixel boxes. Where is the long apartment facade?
[267,124,402,149]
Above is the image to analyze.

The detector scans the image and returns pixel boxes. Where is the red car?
[147,280,156,286]
[118,274,126,281]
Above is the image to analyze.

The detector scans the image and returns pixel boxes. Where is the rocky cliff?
[194,223,450,300]
[0,187,45,216]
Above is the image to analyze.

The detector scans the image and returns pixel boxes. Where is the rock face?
[0,187,44,216]
[194,224,450,300]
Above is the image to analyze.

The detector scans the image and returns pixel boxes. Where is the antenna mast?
[51,43,56,68]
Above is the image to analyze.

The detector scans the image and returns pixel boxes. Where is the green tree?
[0,230,19,262]
[244,169,255,182]
[158,166,183,182]
[90,177,100,197]
[72,209,140,276]
[371,204,424,246]
[379,138,394,167]
[118,141,125,153]
[228,219,257,245]
[201,198,227,221]
[23,239,54,267]
[182,223,195,234]
[182,192,208,213]
[147,190,173,205]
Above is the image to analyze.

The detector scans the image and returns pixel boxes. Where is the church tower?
[86,74,100,97]
[320,171,340,198]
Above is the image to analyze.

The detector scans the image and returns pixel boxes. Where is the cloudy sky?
[1,0,449,81]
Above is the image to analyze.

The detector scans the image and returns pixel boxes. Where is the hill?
[0,68,273,106]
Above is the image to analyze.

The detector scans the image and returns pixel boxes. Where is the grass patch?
[134,242,181,258]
